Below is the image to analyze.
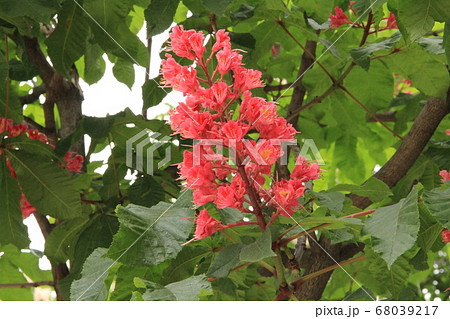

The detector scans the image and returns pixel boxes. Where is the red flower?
[291,156,321,182]
[65,152,84,173]
[161,54,199,95]
[193,208,223,239]
[386,12,398,29]
[445,129,450,136]
[168,25,205,60]
[212,29,231,52]
[216,47,243,75]
[440,170,450,183]
[270,179,305,217]
[442,229,450,243]
[20,193,36,218]
[330,7,352,28]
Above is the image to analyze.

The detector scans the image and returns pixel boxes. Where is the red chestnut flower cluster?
[438,169,450,243]
[162,26,320,242]
[330,1,397,30]
[0,117,84,218]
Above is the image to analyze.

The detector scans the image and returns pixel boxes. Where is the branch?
[22,37,55,85]
[264,83,294,92]
[0,281,54,289]
[350,95,450,209]
[291,255,366,291]
[19,84,46,105]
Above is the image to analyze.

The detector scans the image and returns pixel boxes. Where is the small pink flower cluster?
[1,117,84,218]
[438,170,450,243]
[330,1,397,30]
[162,26,320,240]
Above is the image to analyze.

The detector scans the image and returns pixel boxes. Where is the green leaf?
[345,60,394,112]
[70,248,112,301]
[229,4,255,21]
[58,215,119,300]
[46,1,89,76]
[112,59,135,89]
[364,186,420,268]
[202,0,232,16]
[83,43,106,85]
[6,150,82,219]
[44,217,90,263]
[0,0,55,22]
[302,0,334,23]
[128,175,165,207]
[5,134,57,159]
[0,253,33,301]
[142,77,169,110]
[240,229,276,262]
[315,191,345,212]
[422,185,450,228]
[219,207,243,224]
[417,203,442,253]
[2,245,52,282]
[162,245,211,284]
[444,21,450,64]
[384,48,450,99]
[0,157,30,249]
[208,244,244,278]
[331,177,393,202]
[366,249,412,299]
[84,0,148,66]
[353,0,387,17]
[417,37,445,55]
[350,32,401,70]
[145,0,179,37]
[392,0,450,41]
[107,190,194,266]
[139,275,211,301]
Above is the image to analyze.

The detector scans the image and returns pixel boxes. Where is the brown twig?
[19,84,46,105]
[339,84,403,140]
[0,281,54,289]
[277,21,336,84]
[291,255,366,291]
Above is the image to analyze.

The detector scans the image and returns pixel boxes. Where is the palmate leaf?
[0,157,29,249]
[84,0,148,66]
[240,229,276,262]
[70,248,112,301]
[145,0,179,37]
[46,0,89,76]
[363,186,420,268]
[390,0,450,41]
[207,244,244,278]
[107,190,194,266]
[6,150,82,219]
[0,0,56,23]
[44,217,90,263]
[162,245,211,284]
[137,275,211,301]
[365,248,412,299]
[422,185,450,228]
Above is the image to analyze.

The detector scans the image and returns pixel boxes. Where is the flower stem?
[278,209,375,247]
[237,162,266,231]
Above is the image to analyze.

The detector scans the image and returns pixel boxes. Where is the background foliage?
[0,0,449,301]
